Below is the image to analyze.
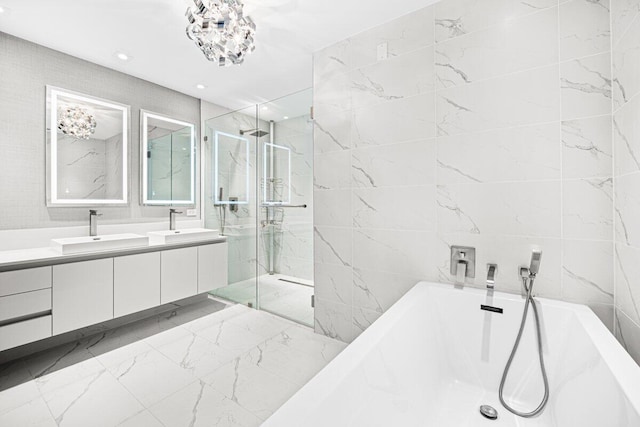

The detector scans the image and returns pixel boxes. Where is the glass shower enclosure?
[203,89,314,326]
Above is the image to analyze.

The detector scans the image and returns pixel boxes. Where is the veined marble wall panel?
[612,0,640,365]
[313,0,616,346]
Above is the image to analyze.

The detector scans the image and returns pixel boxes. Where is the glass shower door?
[204,105,261,307]
[257,89,314,326]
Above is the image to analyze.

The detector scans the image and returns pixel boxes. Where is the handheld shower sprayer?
[499,249,549,418]
[529,250,542,278]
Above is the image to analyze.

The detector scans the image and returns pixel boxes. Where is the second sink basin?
[51,233,149,255]
[147,228,220,245]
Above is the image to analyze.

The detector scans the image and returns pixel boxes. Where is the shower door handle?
[261,204,307,208]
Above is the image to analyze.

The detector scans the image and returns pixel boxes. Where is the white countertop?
[0,236,227,272]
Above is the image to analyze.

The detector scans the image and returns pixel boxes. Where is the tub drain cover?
[479,405,498,420]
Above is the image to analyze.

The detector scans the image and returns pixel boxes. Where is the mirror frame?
[140,110,197,206]
[46,86,130,206]
[213,130,250,206]
[262,142,291,205]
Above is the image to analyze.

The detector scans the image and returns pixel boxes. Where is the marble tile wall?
[612,0,640,365]
[271,115,314,281]
[313,0,617,344]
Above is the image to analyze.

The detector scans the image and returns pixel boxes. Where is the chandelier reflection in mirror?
[57,106,97,140]
[185,0,256,66]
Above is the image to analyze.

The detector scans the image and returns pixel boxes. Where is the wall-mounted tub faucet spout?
[169,208,183,231]
[486,264,497,289]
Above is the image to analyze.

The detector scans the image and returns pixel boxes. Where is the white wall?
[0,32,201,231]
[312,0,615,343]
[612,0,640,365]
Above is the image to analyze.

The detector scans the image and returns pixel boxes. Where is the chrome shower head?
[239,128,269,137]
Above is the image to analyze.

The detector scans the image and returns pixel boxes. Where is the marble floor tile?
[0,360,40,415]
[84,325,153,359]
[273,325,347,362]
[0,396,57,427]
[203,356,300,420]
[42,370,143,427]
[240,336,329,387]
[181,304,252,333]
[225,308,297,342]
[155,334,233,378]
[31,355,105,397]
[92,339,156,370]
[195,319,268,357]
[107,348,196,407]
[149,380,261,427]
[0,302,345,426]
[141,325,197,350]
[117,410,164,427]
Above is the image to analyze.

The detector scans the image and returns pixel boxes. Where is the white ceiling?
[0,0,437,112]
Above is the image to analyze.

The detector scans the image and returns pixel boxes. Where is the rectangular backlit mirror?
[263,142,291,205]
[214,131,250,205]
[46,86,129,206]
[141,111,196,205]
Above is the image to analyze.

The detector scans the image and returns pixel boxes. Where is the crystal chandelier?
[57,106,97,140]
[185,0,256,66]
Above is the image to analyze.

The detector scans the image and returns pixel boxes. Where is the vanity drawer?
[0,289,52,323]
[0,315,52,352]
[0,267,52,297]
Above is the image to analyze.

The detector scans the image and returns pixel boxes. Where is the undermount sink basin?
[51,233,149,255]
[147,228,220,245]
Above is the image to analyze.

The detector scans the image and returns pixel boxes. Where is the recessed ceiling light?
[196,84,206,89]
[115,52,130,61]
[283,116,289,120]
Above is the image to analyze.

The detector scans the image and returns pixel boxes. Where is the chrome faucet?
[169,208,183,231]
[455,252,468,285]
[486,264,497,289]
[450,245,476,285]
[89,209,102,237]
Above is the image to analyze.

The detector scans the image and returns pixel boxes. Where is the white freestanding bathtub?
[263,281,640,426]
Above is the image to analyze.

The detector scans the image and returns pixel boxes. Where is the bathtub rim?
[263,281,640,425]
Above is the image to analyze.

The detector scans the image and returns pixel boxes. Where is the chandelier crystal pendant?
[57,106,97,140]
[185,0,256,66]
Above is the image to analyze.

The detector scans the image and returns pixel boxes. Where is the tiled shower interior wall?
[271,115,314,281]
[311,0,640,364]
[612,0,640,364]
[203,109,313,283]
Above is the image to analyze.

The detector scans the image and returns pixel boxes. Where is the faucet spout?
[169,208,183,231]
[486,264,497,289]
[455,259,467,285]
[89,210,102,237]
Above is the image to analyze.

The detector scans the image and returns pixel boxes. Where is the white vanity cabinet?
[161,247,198,303]
[0,240,227,352]
[53,258,114,335]
[0,267,53,352]
[114,252,161,317]
[198,243,228,293]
